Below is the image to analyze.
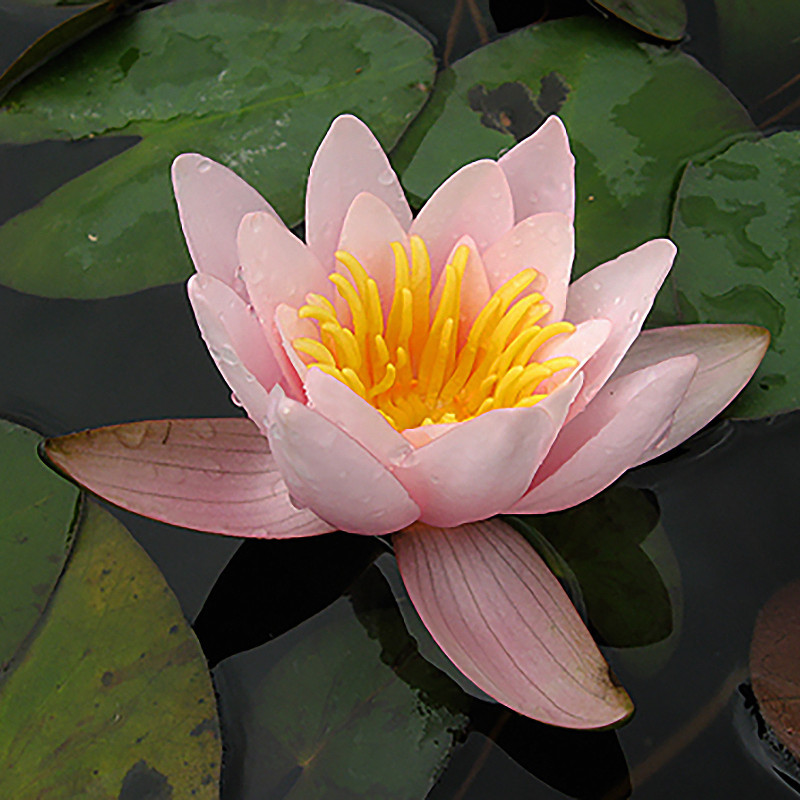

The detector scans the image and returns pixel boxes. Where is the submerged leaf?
[395,16,753,278]
[0,0,435,297]
[0,418,78,673]
[594,0,687,41]
[657,131,800,417]
[214,562,468,799]
[0,502,221,796]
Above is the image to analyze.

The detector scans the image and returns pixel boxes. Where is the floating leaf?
[214,562,468,799]
[0,418,78,672]
[594,0,687,41]
[0,502,221,796]
[395,16,753,277]
[512,486,674,648]
[657,131,800,418]
[750,581,800,762]
[0,0,132,100]
[0,0,435,298]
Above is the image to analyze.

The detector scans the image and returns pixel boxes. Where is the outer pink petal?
[498,116,575,223]
[512,355,697,514]
[410,160,514,283]
[188,273,281,425]
[564,239,676,416]
[613,324,770,464]
[306,115,412,269]
[392,376,583,527]
[46,418,333,538]
[266,387,420,534]
[336,192,410,321]
[303,367,412,466]
[394,519,633,728]
[172,154,280,291]
[431,235,491,349]
[482,212,574,323]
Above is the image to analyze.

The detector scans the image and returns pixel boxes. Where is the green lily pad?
[214,562,468,799]
[0,0,435,298]
[0,1,132,101]
[595,0,687,41]
[395,16,753,277]
[513,486,674,648]
[0,501,221,797]
[0,418,78,673]
[657,132,800,418]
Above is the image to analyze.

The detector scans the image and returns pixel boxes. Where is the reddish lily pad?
[0,0,435,298]
[0,418,78,673]
[750,581,800,762]
[0,502,221,796]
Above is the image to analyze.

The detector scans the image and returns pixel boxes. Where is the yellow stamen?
[291,240,579,431]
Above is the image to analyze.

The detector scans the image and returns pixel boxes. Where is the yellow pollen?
[292,236,579,431]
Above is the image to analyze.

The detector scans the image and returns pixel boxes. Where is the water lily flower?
[46,115,767,729]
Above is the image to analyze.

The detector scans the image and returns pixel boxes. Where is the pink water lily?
[46,114,767,729]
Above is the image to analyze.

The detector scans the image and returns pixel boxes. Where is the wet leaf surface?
[0,0,134,101]
[594,0,687,41]
[0,418,78,673]
[0,0,435,298]
[750,581,800,763]
[0,501,221,797]
[214,561,469,800]
[510,486,674,648]
[395,16,753,277]
[656,131,800,418]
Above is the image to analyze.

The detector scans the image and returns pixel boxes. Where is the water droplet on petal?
[197,160,212,174]
[377,169,394,186]
[219,344,239,365]
[613,296,622,306]
[231,391,243,407]
[629,309,641,322]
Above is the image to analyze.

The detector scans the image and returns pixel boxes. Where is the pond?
[1,0,799,797]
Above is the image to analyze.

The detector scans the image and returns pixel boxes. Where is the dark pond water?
[2,0,800,797]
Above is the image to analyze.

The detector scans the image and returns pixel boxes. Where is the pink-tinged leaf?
[482,212,574,324]
[750,581,800,761]
[306,115,412,269]
[266,387,420,535]
[613,325,769,465]
[410,160,514,283]
[45,418,333,539]
[498,116,575,223]
[565,238,676,417]
[392,376,582,528]
[394,519,633,728]
[172,154,280,291]
[513,355,697,514]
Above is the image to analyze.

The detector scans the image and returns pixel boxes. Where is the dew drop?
[231,391,243,407]
[612,296,622,306]
[377,169,394,186]
[197,160,212,174]
[218,344,239,365]
[629,309,641,322]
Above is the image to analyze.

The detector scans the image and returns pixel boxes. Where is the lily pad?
[0,418,78,673]
[657,131,800,418]
[0,0,435,298]
[0,501,221,797]
[0,1,133,101]
[512,486,674,648]
[214,562,468,799]
[594,0,687,41]
[395,16,753,277]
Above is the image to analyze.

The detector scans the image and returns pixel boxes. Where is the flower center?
[292,235,577,432]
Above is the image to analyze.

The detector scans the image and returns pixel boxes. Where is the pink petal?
[306,115,412,269]
[498,116,575,223]
[394,519,633,727]
[336,192,410,321]
[392,376,582,527]
[512,355,697,514]
[274,303,319,383]
[45,418,333,538]
[410,160,514,284]
[430,235,491,349]
[266,387,420,534]
[172,154,280,291]
[614,324,770,464]
[303,367,412,466]
[482,212,574,323]
[188,274,282,425]
[564,238,676,416]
